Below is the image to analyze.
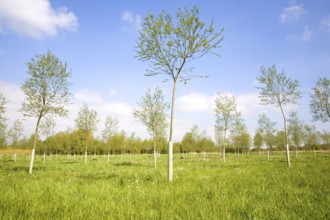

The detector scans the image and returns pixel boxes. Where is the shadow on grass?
[114,161,135,166]
[79,172,118,181]
[2,165,47,172]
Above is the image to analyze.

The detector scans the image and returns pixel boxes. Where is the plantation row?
[1,128,330,156]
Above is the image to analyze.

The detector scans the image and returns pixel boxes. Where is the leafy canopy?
[74,104,99,132]
[135,5,224,83]
[102,115,119,142]
[310,77,330,123]
[256,65,301,107]
[20,51,71,118]
[133,87,169,139]
[215,94,241,133]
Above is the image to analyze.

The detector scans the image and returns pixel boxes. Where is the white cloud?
[0,0,78,39]
[279,4,305,23]
[177,91,265,117]
[74,90,103,104]
[177,92,214,113]
[236,93,262,116]
[286,26,312,42]
[302,26,312,41]
[0,81,36,138]
[122,10,141,31]
[322,15,330,32]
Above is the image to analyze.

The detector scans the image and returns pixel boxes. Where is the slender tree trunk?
[108,142,111,162]
[267,149,270,160]
[295,146,298,159]
[223,129,227,162]
[153,136,157,168]
[280,104,291,167]
[85,144,88,164]
[168,79,177,182]
[29,113,42,174]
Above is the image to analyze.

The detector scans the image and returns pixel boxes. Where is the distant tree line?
[1,121,329,155]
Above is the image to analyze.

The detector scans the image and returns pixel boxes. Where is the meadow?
[0,152,329,219]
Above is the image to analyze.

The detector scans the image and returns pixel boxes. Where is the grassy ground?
[0,152,329,219]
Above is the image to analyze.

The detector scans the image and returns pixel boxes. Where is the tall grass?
[0,153,329,219]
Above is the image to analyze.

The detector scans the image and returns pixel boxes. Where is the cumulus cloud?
[0,0,78,39]
[279,4,305,23]
[286,26,312,42]
[177,91,265,117]
[74,90,103,104]
[122,10,141,31]
[177,92,214,113]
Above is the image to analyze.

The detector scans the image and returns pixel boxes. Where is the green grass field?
[0,152,329,219]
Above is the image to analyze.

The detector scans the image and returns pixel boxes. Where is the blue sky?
[0,0,329,141]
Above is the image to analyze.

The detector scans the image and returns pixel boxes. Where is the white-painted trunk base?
[168,141,173,182]
[154,149,157,168]
[29,149,35,174]
[286,144,291,167]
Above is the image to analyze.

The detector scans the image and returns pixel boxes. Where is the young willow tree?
[310,77,330,123]
[256,65,301,167]
[20,51,71,174]
[133,87,169,168]
[257,113,277,159]
[214,93,241,162]
[0,91,8,147]
[8,119,24,162]
[287,111,305,158]
[253,130,263,155]
[74,104,99,164]
[135,6,224,181]
[102,115,119,161]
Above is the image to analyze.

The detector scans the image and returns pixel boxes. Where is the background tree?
[0,91,8,148]
[304,124,319,155]
[253,130,263,155]
[256,65,301,167]
[8,119,24,162]
[257,113,277,159]
[287,111,305,158]
[39,115,56,162]
[275,131,286,150]
[136,6,224,181]
[109,132,126,155]
[181,129,195,153]
[230,119,251,154]
[320,130,330,145]
[102,115,119,161]
[133,87,169,168]
[310,77,330,123]
[74,104,99,164]
[215,93,241,162]
[20,51,71,174]
[181,125,215,157]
